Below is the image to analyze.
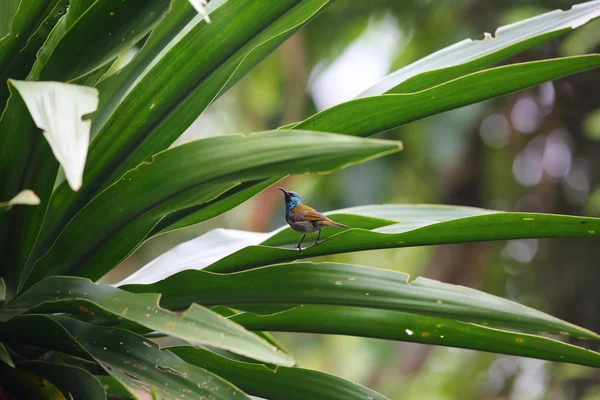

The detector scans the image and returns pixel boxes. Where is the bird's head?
[278,187,302,210]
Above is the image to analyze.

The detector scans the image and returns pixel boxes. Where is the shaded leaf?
[170,346,389,400]
[152,177,284,236]
[122,262,599,339]
[0,315,252,399]
[55,317,253,400]
[30,0,171,82]
[232,305,600,368]
[4,276,293,365]
[41,0,331,261]
[25,131,401,285]
[0,361,66,399]
[0,342,14,368]
[95,376,140,400]
[19,361,106,400]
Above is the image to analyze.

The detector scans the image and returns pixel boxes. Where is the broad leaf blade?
[290,56,600,136]
[123,205,600,283]
[4,276,294,365]
[30,0,171,82]
[95,376,140,400]
[122,262,599,339]
[19,361,106,400]
[0,315,251,399]
[170,346,389,400]
[232,305,600,368]
[41,0,331,261]
[152,177,284,236]
[25,131,401,284]
[359,0,600,96]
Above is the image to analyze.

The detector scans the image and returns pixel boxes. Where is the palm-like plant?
[1,0,600,398]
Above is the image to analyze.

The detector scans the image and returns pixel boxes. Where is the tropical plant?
[1,0,600,398]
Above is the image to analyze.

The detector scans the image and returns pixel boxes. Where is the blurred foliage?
[113,1,600,398]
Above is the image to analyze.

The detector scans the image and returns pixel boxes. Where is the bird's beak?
[277,187,288,195]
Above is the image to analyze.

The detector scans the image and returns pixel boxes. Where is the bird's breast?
[286,217,320,233]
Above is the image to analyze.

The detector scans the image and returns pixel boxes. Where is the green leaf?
[120,205,599,284]
[289,56,600,136]
[9,80,99,191]
[122,262,599,339]
[91,0,201,135]
[0,341,14,368]
[0,0,20,37]
[41,0,331,260]
[56,317,254,400]
[0,278,5,303]
[0,361,66,399]
[95,376,140,400]
[0,0,64,108]
[0,315,252,399]
[4,276,294,366]
[231,305,600,368]
[30,0,171,82]
[19,361,106,400]
[25,131,401,285]
[152,177,283,236]
[169,346,389,400]
[359,1,600,95]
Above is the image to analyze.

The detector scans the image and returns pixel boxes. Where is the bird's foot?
[313,240,320,246]
[296,245,303,253]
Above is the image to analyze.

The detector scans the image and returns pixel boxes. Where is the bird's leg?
[314,229,322,245]
[296,234,305,252]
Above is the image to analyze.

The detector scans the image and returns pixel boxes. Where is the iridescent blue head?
[278,187,302,213]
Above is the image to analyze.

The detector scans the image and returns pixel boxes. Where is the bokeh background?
[105,1,600,398]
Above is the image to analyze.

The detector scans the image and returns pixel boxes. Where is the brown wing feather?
[290,204,331,222]
[290,204,350,228]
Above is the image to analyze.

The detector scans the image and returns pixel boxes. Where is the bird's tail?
[321,220,350,229]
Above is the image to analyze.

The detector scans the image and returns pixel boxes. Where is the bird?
[278,187,350,252]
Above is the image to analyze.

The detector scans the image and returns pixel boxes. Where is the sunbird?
[278,187,350,252]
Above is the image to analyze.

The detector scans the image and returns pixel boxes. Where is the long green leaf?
[231,305,600,368]
[24,131,401,285]
[169,346,389,400]
[95,376,140,400]
[0,81,97,297]
[359,0,600,96]
[289,56,600,135]
[119,205,600,285]
[3,276,294,365]
[0,315,252,399]
[19,361,106,400]
[0,0,63,108]
[0,341,14,368]
[90,0,201,135]
[122,262,599,339]
[40,0,331,261]
[151,177,283,236]
[30,0,171,82]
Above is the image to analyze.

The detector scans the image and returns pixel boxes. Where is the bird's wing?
[290,204,331,222]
